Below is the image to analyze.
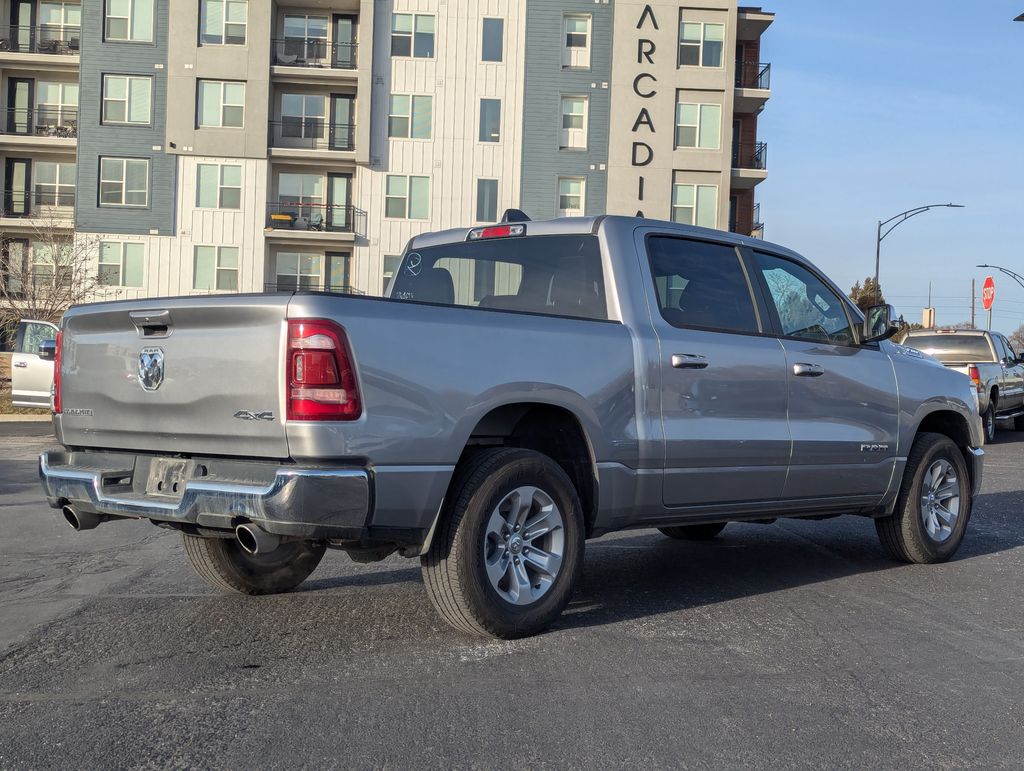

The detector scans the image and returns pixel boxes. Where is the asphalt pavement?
[2,425,1024,768]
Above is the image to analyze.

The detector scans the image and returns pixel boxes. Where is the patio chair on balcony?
[308,212,324,231]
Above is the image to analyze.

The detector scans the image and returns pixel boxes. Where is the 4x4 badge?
[233,410,275,422]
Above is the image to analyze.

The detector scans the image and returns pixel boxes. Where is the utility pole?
[971,279,976,328]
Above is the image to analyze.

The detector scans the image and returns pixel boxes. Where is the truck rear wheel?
[422,448,585,638]
[874,433,971,564]
[983,402,997,443]
[658,522,727,540]
[182,534,326,595]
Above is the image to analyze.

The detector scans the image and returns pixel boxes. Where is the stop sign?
[982,276,996,311]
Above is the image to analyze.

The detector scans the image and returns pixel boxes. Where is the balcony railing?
[1,189,76,217]
[271,37,357,69]
[733,141,767,170]
[268,120,355,152]
[0,25,81,55]
[266,201,366,235]
[0,107,77,138]
[735,61,771,90]
[263,281,365,295]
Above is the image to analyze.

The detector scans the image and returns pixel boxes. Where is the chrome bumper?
[39,451,370,538]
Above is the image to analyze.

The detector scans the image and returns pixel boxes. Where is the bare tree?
[0,212,104,341]
[1009,324,1024,354]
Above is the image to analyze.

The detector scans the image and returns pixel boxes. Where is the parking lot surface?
[2,426,1024,769]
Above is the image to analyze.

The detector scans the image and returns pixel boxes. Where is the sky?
[758,0,1024,333]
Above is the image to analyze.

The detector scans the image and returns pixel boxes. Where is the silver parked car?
[38,216,984,638]
[10,319,58,408]
[904,328,1024,442]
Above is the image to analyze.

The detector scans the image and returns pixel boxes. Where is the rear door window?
[646,236,760,334]
[755,252,856,346]
[390,234,607,320]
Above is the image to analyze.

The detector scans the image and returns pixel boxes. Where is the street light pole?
[874,203,965,304]
[977,264,1024,292]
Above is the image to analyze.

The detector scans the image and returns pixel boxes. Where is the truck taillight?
[53,330,62,414]
[286,320,361,421]
[968,366,982,392]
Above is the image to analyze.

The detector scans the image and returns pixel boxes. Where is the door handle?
[671,353,709,369]
[13,361,27,368]
[793,363,824,377]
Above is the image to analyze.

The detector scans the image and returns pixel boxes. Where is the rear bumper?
[38,450,370,539]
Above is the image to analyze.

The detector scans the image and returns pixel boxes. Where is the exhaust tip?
[235,523,279,555]
[62,505,101,531]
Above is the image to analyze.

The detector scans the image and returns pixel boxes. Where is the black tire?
[875,433,972,564]
[983,402,997,443]
[1014,415,1024,432]
[421,448,585,639]
[658,522,728,540]
[182,533,325,595]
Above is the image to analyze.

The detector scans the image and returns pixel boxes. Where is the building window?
[197,80,245,128]
[560,96,588,150]
[388,94,432,139]
[385,175,429,219]
[34,162,75,207]
[98,241,144,287]
[104,0,153,42]
[391,13,434,58]
[563,14,591,69]
[282,14,327,62]
[194,245,239,291]
[476,179,498,222]
[102,75,152,125]
[674,102,721,149]
[99,157,149,207]
[39,1,80,45]
[200,0,247,45]
[281,93,325,139]
[558,177,585,217]
[196,163,241,209]
[671,182,718,228]
[481,17,503,62]
[479,98,501,142]
[277,252,322,291]
[278,172,323,215]
[382,255,401,294]
[36,81,78,128]
[678,21,725,67]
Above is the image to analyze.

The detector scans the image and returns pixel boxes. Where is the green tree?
[849,277,885,312]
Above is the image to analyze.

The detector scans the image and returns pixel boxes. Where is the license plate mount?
[146,458,188,498]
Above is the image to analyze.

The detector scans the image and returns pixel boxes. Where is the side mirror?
[37,339,56,362]
[863,304,900,343]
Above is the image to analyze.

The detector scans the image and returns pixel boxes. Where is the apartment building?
[0,0,80,284]
[0,0,772,303]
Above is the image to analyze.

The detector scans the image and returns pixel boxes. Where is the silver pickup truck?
[904,328,1024,442]
[39,216,984,638]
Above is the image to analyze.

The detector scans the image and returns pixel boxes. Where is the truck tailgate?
[57,295,290,458]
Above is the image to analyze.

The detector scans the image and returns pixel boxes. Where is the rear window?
[390,234,607,320]
[905,334,995,362]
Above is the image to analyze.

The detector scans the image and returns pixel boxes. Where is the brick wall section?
[733,113,759,167]
[735,37,761,88]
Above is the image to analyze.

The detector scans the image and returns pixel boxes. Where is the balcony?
[264,201,365,241]
[0,25,80,56]
[268,120,355,159]
[729,202,763,239]
[737,8,775,40]
[735,61,771,113]
[0,107,77,149]
[0,189,75,226]
[731,141,768,189]
[271,38,357,84]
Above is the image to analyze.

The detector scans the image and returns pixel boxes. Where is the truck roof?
[406,215,805,263]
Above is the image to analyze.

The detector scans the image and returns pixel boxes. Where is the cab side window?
[756,252,855,346]
[647,236,760,334]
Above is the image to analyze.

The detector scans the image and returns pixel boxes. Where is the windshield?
[905,334,995,363]
[389,234,607,320]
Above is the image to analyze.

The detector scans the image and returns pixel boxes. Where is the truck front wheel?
[422,448,585,638]
[181,534,325,595]
[874,433,972,564]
